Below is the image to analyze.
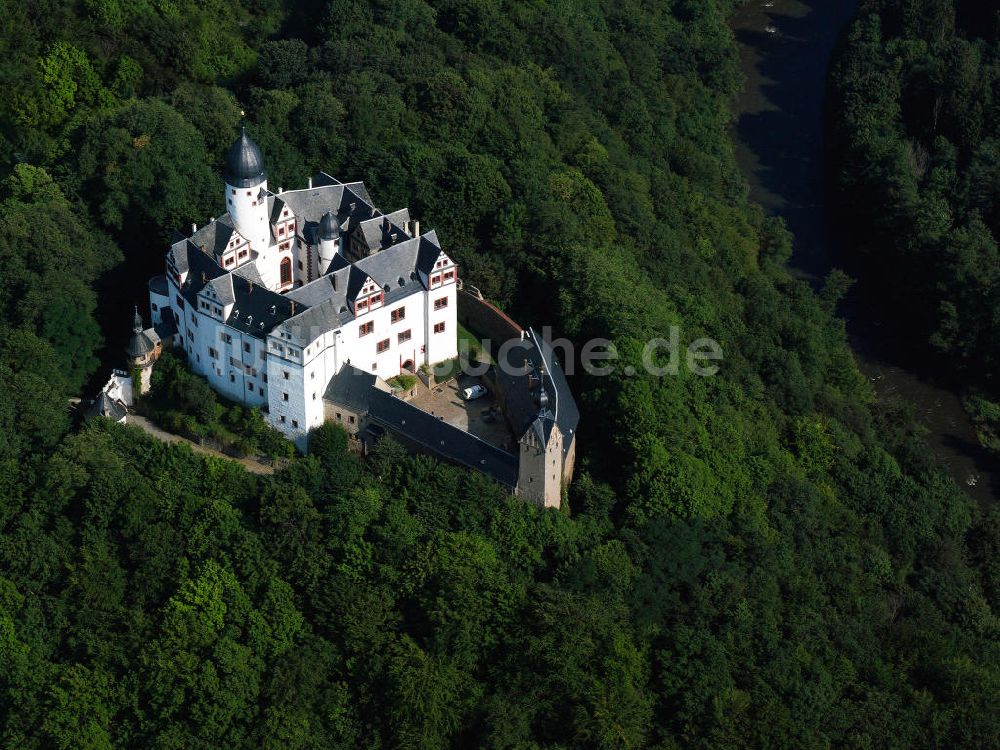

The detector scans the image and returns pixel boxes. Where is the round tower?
[223,127,270,253]
[126,307,156,395]
[317,210,341,274]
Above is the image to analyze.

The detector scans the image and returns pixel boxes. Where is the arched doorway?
[402,359,414,372]
[280,257,292,286]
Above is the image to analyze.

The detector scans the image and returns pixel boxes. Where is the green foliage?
[143,350,294,460]
[832,0,1000,377]
[387,373,417,391]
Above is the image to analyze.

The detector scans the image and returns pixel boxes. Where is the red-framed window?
[434,322,446,334]
[280,257,292,285]
[434,297,448,310]
[430,274,442,286]
[443,270,455,281]
[398,329,411,343]
[391,307,405,323]
[359,321,374,337]
[376,338,390,353]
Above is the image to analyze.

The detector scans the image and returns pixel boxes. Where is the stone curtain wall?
[457,289,522,356]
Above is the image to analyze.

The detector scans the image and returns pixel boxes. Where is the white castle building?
[147,129,458,446]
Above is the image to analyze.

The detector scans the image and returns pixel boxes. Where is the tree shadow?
[732,0,859,280]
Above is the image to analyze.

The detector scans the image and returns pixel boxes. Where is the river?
[731,0,999,505]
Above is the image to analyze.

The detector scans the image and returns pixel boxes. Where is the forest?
[831,0,1000,447]
[0,0,997,747]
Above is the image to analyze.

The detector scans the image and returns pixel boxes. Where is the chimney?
[200,271,206,284]
[191,223,198,233]
[412,220,420,237]
[210,216,216,223]
[278,186,283,193]
[290,301,296,315]
[247,279,252,293]
[308,177,313,189]
[349,202,356,213]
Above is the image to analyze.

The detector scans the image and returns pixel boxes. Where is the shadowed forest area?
[832,1,1000,472]
[0,0,997,747]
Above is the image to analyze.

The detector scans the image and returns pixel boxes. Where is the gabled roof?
[355,208,411,252]
[356,235,422,280]
[345,266,376,302]
[203,275,235,306]
[178,242,227,305]
[287,268,350,309]
[415,231,446,276]
[282,298,349,343]
[172,215,244,262]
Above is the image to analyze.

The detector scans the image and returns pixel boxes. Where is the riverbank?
[730,0,1000,504]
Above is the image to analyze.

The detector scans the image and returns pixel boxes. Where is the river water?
[731,0,999,505]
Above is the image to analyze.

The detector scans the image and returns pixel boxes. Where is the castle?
[145,128,456,440]
[126,129,576,506]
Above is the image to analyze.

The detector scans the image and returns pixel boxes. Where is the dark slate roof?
[84,391,127,422]
[287,268,350,310]
[415,232,445,276]
[202,274,235,306]
[533,329,580,442]
[126,332,155,358]
[368,389,519,487]
[233,261,265,286]
[355,209,411,252]
[283,298,348,341]
[224,128,267,188]
[187,215,240,257]
[269,195,288,225]
[323,364,378,412]
[167,239,191,274]
[496,327,579,458]
[225,277,302,339]
[178,242,227,306]
[320,211,340,240]
[345,266,374,302]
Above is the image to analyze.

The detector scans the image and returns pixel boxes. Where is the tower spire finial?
[132,306,143,333]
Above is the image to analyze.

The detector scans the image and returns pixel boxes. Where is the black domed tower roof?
[319,211,340,240]
[223,127,266,188]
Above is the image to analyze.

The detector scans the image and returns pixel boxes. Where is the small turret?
[125,307,160,396]
[317,210,341,274]
[126,307,153,362]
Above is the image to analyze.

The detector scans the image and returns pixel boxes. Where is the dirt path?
[128,414,277,475]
